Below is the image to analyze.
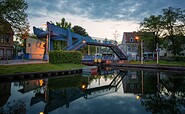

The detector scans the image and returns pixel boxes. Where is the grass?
[130,60,185,66]
[0,63,83,74]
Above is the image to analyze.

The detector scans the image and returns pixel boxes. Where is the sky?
[26,0,185,41]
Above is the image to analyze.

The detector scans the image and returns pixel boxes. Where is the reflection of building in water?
[122,71,158,95]
[0,82,11,107]
[122,71,142,94]
[18,79,45,93]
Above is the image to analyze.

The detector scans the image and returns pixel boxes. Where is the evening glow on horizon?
[26,0,184,41]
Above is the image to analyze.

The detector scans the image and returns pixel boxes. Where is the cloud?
[26,0,184,40]
[26,0,185,21]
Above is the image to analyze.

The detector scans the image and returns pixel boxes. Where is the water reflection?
[0,69,185,114]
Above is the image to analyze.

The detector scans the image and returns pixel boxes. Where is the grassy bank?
[130,60,185,66]
[0,63,83,74]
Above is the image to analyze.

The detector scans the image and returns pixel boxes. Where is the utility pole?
[141,40,143,64]
[156,43,159,64]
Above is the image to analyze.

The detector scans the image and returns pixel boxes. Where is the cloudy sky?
[26,0,184,41]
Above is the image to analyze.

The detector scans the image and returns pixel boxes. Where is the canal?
[0,68,185,114]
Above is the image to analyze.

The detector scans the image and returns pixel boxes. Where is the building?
[26,37,45,59]
[0,18,14,60]
[122,32,156,60]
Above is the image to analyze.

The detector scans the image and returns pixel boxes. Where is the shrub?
[160,56,185,61]
[49,50,82,64]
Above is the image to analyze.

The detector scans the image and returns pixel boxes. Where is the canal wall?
[0,69,82,82]
[110,64,185,71]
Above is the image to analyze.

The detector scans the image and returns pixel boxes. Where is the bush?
[172,56,185,61]
[49,50,82,64]
[160,56,185,61]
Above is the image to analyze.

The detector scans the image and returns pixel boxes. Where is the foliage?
[130,60,185,66]
[48,75,88,89]
[49,50,82,64]
[56,18,71,29]
[0,0,29,33]
[140,7,185,55]
[141,74,185,114]
[72,25,89,36]
[79,45,96,55]
[162,7,185,55]
[140,15,163,48]
[160,55,185,61]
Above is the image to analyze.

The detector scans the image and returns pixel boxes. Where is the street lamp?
[156,43,160,64]
[135,36,143,64]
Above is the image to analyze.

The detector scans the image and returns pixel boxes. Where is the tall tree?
[54,18,72,50]
[56,18,71,29]
[140,7,185,55]
[72,25,89,37]
[162,7,185,55]
[0,0,29,33]
[140,15,163,51]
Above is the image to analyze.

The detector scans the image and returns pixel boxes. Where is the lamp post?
[135,36,143,64]
[42,23,50,61]
[156,43,159,64]
[141,40,143,64]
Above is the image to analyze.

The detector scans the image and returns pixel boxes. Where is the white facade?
[122,32,157,60]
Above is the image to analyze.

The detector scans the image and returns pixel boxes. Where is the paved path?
[0,59,48,65]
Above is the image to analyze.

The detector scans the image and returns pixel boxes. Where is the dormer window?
[130,37,133,42]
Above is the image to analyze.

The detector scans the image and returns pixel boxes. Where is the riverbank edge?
[0,64,185,77]
[0,69,82,80]
[110,64,185,71]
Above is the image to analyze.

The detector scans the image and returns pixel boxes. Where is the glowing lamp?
[40,112,44,114]
[136,95,140,100]
[81,84,86,89]
[82,40,86,44]
[135,36,139,40]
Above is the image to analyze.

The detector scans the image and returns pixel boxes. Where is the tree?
[140,15,163,51]
[140,7,185,55]
[0,0,29,33]
[56,18,71,29]
[162,7,185,55]
[72,25,89,37]
[54,18,90,52]
[54,18,72,50]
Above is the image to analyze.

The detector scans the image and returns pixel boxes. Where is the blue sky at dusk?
[26,0,185,41]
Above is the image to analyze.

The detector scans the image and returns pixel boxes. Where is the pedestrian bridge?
[33,22,128,60]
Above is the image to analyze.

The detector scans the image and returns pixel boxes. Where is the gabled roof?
[123,32,138,43]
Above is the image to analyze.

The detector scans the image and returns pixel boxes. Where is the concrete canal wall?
[0,69,82,82]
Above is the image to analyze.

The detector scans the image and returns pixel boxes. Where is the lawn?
[130,60,185,66]
[0,63,83,74]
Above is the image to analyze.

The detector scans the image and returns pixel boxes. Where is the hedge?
[160,56,185,61]
[49,50,82,64]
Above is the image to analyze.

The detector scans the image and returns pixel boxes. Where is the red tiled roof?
[123,32,138,43]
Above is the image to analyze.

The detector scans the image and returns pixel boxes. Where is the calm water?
[0,68,185,114]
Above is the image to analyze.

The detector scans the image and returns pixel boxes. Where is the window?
[130,37,133,42]
[133,46,136,51]
[0,35,10,44]
[4,36,10,43]
[0,36,4,43]
[128,46,131,51]
[7,49,12,57]
[0,49,4,58]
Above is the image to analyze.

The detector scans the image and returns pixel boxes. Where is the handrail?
[62,39,82,50]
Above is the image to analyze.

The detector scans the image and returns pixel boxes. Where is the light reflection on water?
[0,69,185,114]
